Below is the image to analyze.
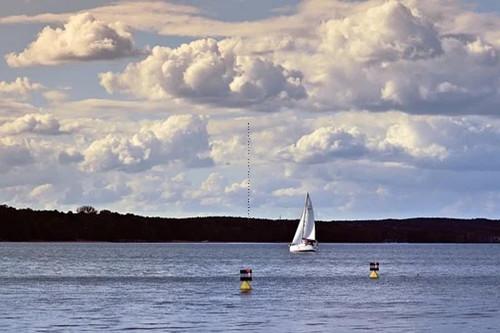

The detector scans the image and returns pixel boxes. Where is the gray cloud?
[58,149,84,164]
[0,140,34,172]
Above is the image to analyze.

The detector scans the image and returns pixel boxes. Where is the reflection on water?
[0,243,499,332]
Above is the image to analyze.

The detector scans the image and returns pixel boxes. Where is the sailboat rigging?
[289,193,318,253]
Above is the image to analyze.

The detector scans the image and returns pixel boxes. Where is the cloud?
[58,149,84,164]
[0,100,40,117]
[380,119,449,160]
[29,183,57,202]
[43,90,70,104]
[99,38,306,108]
[0,114,63,135]
[210,136,245,165]
[5,13,140,67]
[81,114,212,172]
[0,1,311,38]
[188,172,226,205]
[278,112,500,172]
[272,186,306,198]
[3,1,498,114]
[0,138,34,172]
[0,77,44,100]
[284,126,368,164]
[319,1,442,63]
[378,116,500,170]
[306,1,500,114]
[92,0,499,114]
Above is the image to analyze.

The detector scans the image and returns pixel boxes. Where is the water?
[0,243,499,332]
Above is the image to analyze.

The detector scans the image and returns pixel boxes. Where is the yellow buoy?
[240,268,252,292]
[240,280,252,292]
[369,262,380,279]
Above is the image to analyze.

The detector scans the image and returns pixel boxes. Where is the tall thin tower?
[247,122,251,220]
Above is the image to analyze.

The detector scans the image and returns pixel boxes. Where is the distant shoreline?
[1,205,499,243]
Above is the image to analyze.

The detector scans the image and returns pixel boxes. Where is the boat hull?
[289,243,318,253]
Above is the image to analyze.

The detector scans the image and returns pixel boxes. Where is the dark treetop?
[1,205,499,242]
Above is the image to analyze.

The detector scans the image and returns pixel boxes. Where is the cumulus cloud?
[380,119,449,160]
[5,13,140,67]
[210,136,245,165]
[284,126,368,164]
[81,114,212,172]
[99,38,306,108]
[378,116,500,170]
[319,1,442,62]
[0,114,63,135]
[92,0,499,114]
[280,112,500,172]
[0,77,44,100]
[308,1,500,114]
[2,0,500,218]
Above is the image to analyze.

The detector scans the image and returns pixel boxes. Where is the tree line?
[0,205,499,242]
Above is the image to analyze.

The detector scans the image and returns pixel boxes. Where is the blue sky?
[0,0,500,220]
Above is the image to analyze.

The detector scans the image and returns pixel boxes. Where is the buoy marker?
[240,268,252,292]
[369,262,379,279]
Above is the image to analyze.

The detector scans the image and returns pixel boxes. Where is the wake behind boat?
[289,193,318,253]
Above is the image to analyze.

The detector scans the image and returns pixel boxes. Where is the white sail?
[291,211,306,245]
[302,194,315,240]
[291,193,315,245]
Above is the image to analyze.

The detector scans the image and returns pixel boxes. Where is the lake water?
[0,243,499,332]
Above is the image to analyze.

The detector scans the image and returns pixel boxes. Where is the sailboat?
[289,193,318,253]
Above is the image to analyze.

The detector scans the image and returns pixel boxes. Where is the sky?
[0,0,499,220]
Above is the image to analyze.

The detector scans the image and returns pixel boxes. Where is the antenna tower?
[247,122,251,220]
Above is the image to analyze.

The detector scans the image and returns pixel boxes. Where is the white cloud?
[0,77,44,100]
[188,172,227,206]
[272,186,305,198]
[3,1,498,114]
[91,0,499,114]
[306,1,500,114]
[210,135,244,165]
[319,1,442,63]
[0,114,63,135]
[81,114,212,172]
[381,120,449,160]
[284,126,368,164]
[5,13,140,67]
[2,0,500,219]
[99,38,305,108]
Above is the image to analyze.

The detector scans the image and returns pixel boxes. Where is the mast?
[302,193,309,239]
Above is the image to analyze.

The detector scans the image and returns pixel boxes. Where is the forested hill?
[1,205,500,243]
